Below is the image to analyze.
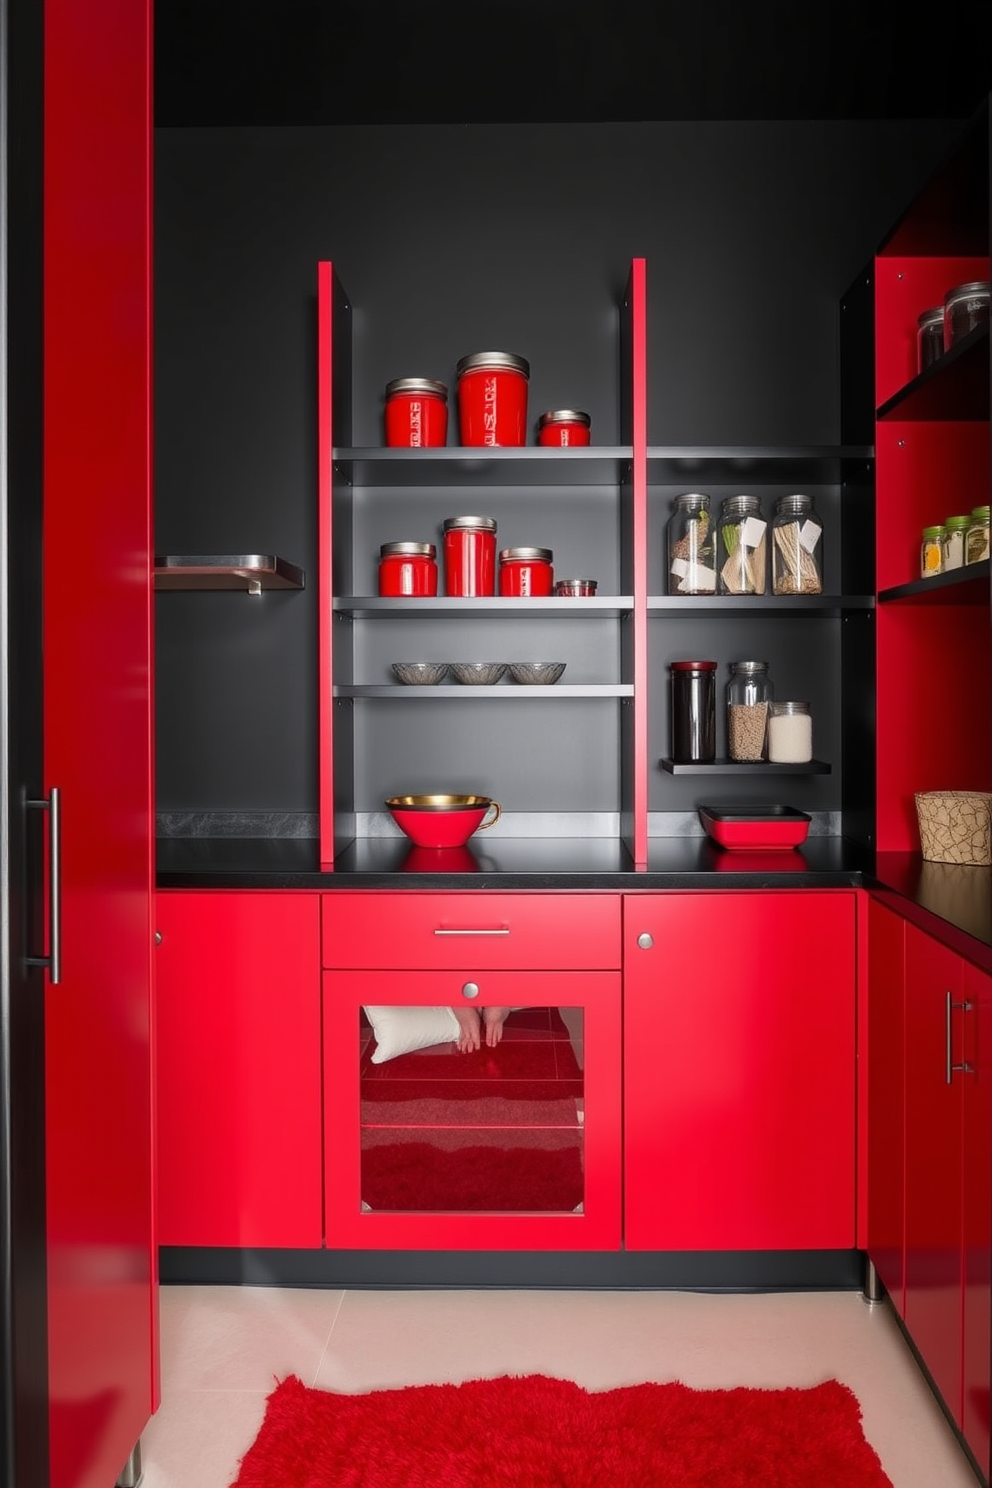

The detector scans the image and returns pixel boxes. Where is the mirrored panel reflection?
[359,1006,585,1213]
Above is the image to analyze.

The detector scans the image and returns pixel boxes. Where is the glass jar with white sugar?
[767,700,813,763]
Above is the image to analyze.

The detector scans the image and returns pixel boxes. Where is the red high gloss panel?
[323,969,622,1250]
[623,892,856,1252]
[43,1,156,1482]
[903,923,965,1428]
[155,893,323,1249]
[865,898,906,1309]
[962,960,992,1470]
[874,254,990,410]
[321,891,622,970]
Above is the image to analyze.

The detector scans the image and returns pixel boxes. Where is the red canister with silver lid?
[456,351,529,447]
[442,515,498,596]
[537,409,591,446]
[498,546,554,596]
[378,542,438,596]
[384,378,448,448]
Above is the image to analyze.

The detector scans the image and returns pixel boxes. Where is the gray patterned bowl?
[508,662,566,685]
[448,662,508,685]
[391,662,450,685]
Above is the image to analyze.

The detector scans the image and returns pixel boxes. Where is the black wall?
[153,118,962,818]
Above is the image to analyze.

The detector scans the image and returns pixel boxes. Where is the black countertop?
[156,835,992,971]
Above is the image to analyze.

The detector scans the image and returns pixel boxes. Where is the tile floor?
[138,1283,985,1487]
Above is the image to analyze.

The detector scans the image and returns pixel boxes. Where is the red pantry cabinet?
[156,892,323,1249]
[623,891,857,1252]
[41,2,156,1485]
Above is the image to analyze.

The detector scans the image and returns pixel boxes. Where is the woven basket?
[915,790,992,866]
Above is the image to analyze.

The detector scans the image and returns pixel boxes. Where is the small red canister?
[442,515,498,596]
[456,351,530,447]
[384,378,448,448]
[537,409,591,447]
[378,541,438,597]
[498,546,554,596]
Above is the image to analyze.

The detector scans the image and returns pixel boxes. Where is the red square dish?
[698,803,812,850]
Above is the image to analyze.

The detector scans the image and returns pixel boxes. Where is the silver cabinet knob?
[461,982,480,999]
[154,931,163,945]
[637,932,653,950]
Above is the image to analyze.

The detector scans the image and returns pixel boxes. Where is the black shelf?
[659,758,832,776]
[647,594,873,617]
[646,445,873,483]
[154,554,306,591]
[335,684,632,698]
[879,559,989,604]
[334,596,634,618]
[876,322,990,422]
[333,446,633,487]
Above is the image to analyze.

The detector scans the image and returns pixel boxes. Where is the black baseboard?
[159,1246,865,1291]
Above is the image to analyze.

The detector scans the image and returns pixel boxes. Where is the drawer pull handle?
[433,928,510,936]
[637,932,653,950]
[461,982,480,999]
[946,990,975,1084]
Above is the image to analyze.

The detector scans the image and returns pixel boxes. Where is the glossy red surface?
[903,923,965,1430]
[498,555,554,596]
[43,1,156,1481]
[537,416,591,446]
[156,892,323,1247]
[321,891,622,971]
[384,387,448,447]
[457,365,528,446]
[387,802,497,848]
[377,550,438,596]
[698,806,811,850]
[962,958,992,1470]
[323,967,621,1250]
[443,522,497,596]
[866,898,906,1309]
[623,892,856,1251]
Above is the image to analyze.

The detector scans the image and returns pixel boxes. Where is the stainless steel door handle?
[433,928,509,936]
[26,786,61,984]
[946,990,975,1083]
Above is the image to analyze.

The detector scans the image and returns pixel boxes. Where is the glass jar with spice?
[966,505,990,565]
[717,494,767,595]
[726,660,773,761]
[941,515,970,571]
[667,493,716,595]
[770,493,823,595]
[920,525,945,578]
[943,281,991,351]
[916,306,945,373]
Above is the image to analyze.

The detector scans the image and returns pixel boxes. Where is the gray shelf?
[335,684,633,698]
[334,595,633,618]
[154,555,306,592]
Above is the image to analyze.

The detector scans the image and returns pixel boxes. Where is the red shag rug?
[229,1372,894,1487]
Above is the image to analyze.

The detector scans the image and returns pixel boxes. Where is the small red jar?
[456,351,529,447]
[537,409,591,447]
[378,541,438,597]
[384,378,448,448]
[442,515,497,596]
[498,546,554,596]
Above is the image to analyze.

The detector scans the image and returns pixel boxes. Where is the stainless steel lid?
[456,351,530,379]
[917,306,945,328]
[379,541,436,558]
[442,515,498,533]
[500,546,553,562]
[944,281,991,307]
[385,377,447,398]
[538,409,590,426]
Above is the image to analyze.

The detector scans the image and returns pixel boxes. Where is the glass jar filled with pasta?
[770,493,823,595]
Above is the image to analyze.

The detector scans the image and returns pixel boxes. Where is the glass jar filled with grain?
[666,493,716,595]
[717,494,767,595]
[770,493,823,596]
[966,505,990,565]
[726,660,773,761]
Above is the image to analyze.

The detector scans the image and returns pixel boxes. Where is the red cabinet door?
[962,960,991,1472]
[623,892,856,1251]
[866,898,906,1310]
[156,892,323,1248]
[903,922,964,1428]
[42,2,155,1484]
[323,967,622,1251]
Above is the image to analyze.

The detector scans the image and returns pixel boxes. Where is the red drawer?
[321,891,621,970]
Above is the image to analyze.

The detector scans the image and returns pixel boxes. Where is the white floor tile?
[140,1284,985,1488]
